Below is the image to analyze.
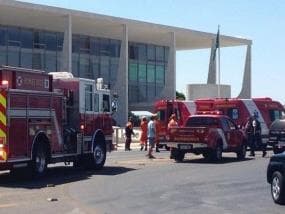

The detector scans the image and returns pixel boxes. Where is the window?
[79,53,90,78]
[138,84,147,102]
[156,46,164,61]
[227,119,237,130]
[0,26,6,46]
[100,56,110,83]
[156,64,165,84]
[129,43,138,60]
[100,38,110,56]
[72,53,79,77]
[221,118,230,131]
[72,35,80,53]
[186,117,219,127]
[102,94,110,112]
[45,32,57,51]
[80,36,90,52]
[129,84,138,103]
[90,38,100,56]
[110,39,120,57]
[138,44,146,62]
[138,63,147,83]
[94,93,99,112]
[85,84,93,111]
[91,55,100,79]
[0,27,6,66]
[147,44,155,61]
[269,110,282,122]
[156,110,166,122]
[21,29,33,49]
[228,108,239,120]
[147,64,155,83]
[129,62,138,82]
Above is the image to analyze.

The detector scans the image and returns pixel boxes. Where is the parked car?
[267,152,285,205]
[166,114,247,162]
[268,119,285,154]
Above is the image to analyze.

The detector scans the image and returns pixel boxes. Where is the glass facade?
[0,25,63,72]
[128,42,169,103]
[0,25,170,105]
[72,35,121,88]
[0,25,121,90]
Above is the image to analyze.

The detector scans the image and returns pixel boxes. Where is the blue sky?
[20,0,285,103]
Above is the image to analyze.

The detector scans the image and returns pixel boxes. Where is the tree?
[176,91,186,100]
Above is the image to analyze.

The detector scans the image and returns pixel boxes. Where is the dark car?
[268,119,285,154]
[267,152,285,205]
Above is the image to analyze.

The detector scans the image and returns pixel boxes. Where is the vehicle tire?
[273,147,282,154]
[165,145,170,151]
[202,152,211,159]
[174,151,185,162]
[171,148,185,162]
[91,142,106,170]
[237,143,246,160]
[212,143,223,162]
[271,171,285,205]
[31,144,48,177]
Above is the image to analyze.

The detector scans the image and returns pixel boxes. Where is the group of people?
[125,113,179,159]
[124,115,160,158]
[245,113,267,157]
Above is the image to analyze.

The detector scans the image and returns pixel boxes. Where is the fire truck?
[154,98,285,147]
[0,66,114,176]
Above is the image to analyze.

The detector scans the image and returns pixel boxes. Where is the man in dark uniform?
[245,114,267,157]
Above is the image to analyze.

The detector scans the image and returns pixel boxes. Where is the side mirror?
[111,100,118,112]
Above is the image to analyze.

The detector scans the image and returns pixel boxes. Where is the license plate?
[179,144,192,150]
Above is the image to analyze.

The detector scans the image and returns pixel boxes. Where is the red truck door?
[220,117,241,149]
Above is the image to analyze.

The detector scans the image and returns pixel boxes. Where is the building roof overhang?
[0,0,252,49]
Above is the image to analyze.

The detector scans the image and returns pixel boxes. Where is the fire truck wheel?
[32,144,48,176]
[92,142,106,170]
[237,143,247,160]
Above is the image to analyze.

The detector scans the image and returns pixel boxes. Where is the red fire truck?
[0,66,114,176]
[154,98,285,147]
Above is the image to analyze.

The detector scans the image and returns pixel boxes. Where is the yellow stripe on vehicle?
[0,111,6,126]
[0,93,6,108]
[0,129,6,139]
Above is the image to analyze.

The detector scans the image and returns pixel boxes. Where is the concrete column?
[161,31,176,99]
[112,24,128,126]
[207,38,217,84]
[62,14,72,73]
[237,45,251,98]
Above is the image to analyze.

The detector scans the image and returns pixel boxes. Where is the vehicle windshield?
[186,117,219,127]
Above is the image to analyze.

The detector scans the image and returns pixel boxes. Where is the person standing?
[140,117,148,151]
[125,119,134,151]
[168,113,178,129]
[154,115,160,152]
[245,115,266,157]
[147,115,156,159]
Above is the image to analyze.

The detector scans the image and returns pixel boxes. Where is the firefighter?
[125,118,134,151]
[245,114,266,157]
[168,113,178,129]
[140,117,148,151]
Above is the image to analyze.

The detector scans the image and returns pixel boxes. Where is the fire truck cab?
[0,66,113,176]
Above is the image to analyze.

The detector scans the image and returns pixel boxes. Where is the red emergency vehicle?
[166,114,247,162]
[154,98,285,146]
[0,66,113,176]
